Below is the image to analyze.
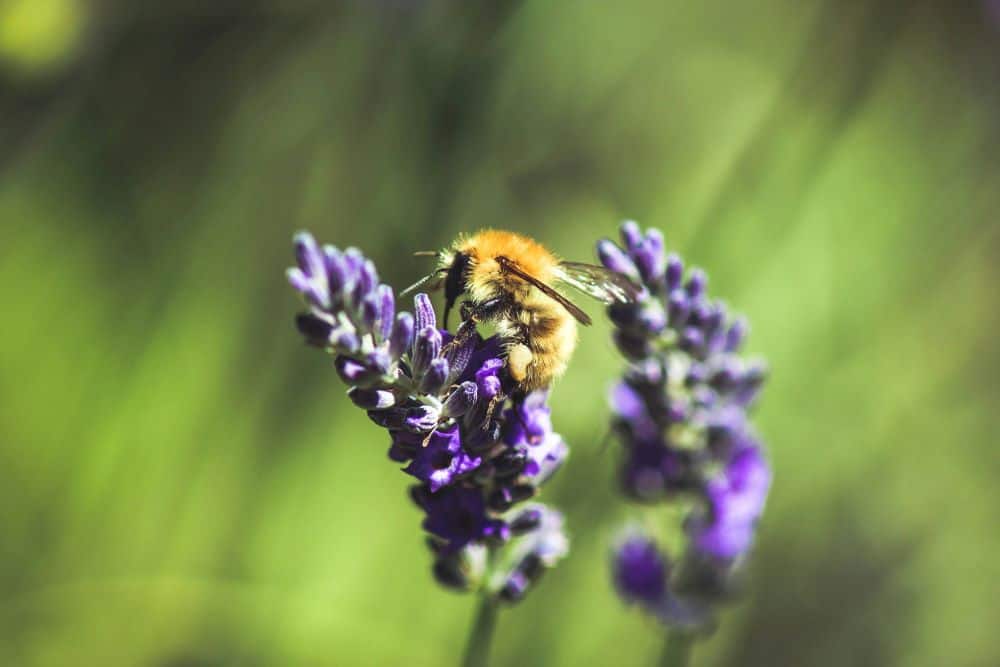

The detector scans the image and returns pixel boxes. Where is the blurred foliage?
[1,1,999,666]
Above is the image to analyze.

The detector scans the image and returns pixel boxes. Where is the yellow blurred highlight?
[0,0,84,74]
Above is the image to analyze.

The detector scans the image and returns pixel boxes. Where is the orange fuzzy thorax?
[454,230,559,301]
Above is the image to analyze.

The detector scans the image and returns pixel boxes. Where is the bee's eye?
[443,252,471,326]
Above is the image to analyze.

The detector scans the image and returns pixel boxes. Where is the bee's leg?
[482,390,507,428]
[459,297,507,324]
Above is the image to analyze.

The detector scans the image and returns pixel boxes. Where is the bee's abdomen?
[504,307,578,392]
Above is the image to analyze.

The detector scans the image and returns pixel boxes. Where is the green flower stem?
[660,631,694,667]
[461,594,499,667]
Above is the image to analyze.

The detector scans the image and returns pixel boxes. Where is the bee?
[403,230,641,393]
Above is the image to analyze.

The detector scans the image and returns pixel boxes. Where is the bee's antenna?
[399,268,448,297]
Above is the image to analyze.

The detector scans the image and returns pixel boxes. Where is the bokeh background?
[2,1,999,665]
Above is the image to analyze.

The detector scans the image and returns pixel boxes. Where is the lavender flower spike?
[599,221,772,631]
[287,231,570,604]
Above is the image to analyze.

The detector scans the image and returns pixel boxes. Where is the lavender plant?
[598,222,772,660]
[286,232,569,665]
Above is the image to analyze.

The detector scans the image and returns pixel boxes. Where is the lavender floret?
[600,222,772,630]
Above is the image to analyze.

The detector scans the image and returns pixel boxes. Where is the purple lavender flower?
[287,231,569,601]
[599,221,772,629]
[613,532,668,605]
[612,531,712,628]
[687,442,771,560]
[403,426,482,492]
[494,505,569,602]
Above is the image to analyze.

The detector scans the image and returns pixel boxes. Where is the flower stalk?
[287,231,570,613]
[601,221,772,634]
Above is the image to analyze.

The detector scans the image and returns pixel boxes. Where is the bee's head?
[402,249,471,328]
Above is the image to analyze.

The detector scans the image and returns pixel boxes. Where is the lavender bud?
[411,326,442,378]
[494,449,529,479]
[445,329,476,382]
[360,293,380,334]
[710,360,742,392]
[685,268,707,299]
[667,289,690,327]
[433,557,468,590]
[419,357,450,395]
[613,329,651,361]
[687,299,712,328]
[323,245,349,297]
[293,232,325,279]
[342,248,364,294]
[464,419,502,452]
[389,313,414,360]
[679,327,704,354]
[613,533,668,605]
[357,259,379,301]
[734,361,767,405]
[608,302,640,330]
[619,220,643,252]
[597,239,642,284]
[725,317,748,353]
[499,571,529,602]
[637,300,667,335]
[377,285,395,343]
[295,313,333,346]
[665,252,684,290]
[335,356,383,387]
[331,328,360,354]
[634,229,666,283]
[442,381,478,418]
[405,405,440,432]
[286,267,311,296]
[368,408,409,430]
[488,484,534,512]
[685,362,708,387]
[414,293,437,332]
[509,508,543,535]
[475,359,505,400]
[347,387,396,410]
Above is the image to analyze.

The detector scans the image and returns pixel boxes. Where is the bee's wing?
[497,256,593,326]
[555,261,643,304]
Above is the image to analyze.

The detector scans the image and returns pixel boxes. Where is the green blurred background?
[2,1,998,665]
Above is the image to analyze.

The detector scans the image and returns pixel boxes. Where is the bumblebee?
[404,230,640,393]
